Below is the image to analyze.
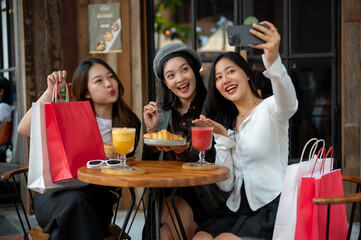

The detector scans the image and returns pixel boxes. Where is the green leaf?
[243,16,259,25]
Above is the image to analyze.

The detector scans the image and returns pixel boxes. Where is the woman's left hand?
[249,21,280,66]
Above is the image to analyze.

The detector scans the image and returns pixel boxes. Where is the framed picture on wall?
[88,3,122,54]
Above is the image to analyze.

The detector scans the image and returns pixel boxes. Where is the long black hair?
[158,52,207,111]
[205,52,260,129]
[0,76,11,104]
[71,58,141,147]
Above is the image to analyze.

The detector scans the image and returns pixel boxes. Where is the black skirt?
[196,185,280,240]
[33,184,118,240]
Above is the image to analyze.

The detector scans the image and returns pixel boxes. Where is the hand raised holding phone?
[227,23,269,46]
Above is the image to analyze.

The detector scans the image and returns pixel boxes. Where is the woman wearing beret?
[142,43,227,240]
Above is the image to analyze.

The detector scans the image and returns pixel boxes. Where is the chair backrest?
[0,106,18,160]
[1,168,32,236]
[0,121,12,146]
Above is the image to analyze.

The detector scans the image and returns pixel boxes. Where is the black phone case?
[227,24,268,46]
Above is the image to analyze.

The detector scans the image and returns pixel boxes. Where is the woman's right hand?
[18,70,67,137]
[143,101,159,133]
[45,70,67,97]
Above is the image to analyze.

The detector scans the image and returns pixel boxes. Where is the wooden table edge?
[77,161,230,188]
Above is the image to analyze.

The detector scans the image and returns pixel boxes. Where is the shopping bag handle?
[308,139,325,162]
[319,146,334,175]
[311,146,333,177]
[52,81,75,103]
[299,138,325,163]
[65,81,76,101]
[52,82,63,102]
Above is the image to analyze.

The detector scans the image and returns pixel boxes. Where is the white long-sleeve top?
[214,54,298,212]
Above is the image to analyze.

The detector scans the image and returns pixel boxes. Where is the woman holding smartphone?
[192,21,298,240]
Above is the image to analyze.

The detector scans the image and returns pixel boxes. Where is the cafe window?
[146,0,341,166]
[0,0,16,105]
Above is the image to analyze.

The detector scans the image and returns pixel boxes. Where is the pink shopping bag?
[295,147,347,240]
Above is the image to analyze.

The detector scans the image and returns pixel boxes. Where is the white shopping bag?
[272,138,332,240]
[28,102,87,193]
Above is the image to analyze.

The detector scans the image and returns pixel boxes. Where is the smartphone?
[227,24,268,46]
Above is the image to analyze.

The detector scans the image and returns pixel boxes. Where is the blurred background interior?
[0,0,360,238]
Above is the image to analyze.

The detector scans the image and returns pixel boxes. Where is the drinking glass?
[112,127,136,170]
[191,127,213,166]
[103,143,118,160]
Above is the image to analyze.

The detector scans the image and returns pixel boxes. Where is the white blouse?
[214,54,298,212]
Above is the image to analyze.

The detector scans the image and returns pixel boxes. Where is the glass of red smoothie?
[191,127,213,166]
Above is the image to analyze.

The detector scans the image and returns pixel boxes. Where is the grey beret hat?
[153,42,202,81]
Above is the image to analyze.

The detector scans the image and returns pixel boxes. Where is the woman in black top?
[143,43,226,239]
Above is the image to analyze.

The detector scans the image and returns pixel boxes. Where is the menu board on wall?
[88,3,122,54]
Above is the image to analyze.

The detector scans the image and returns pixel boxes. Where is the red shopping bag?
[312,148,347,240]
[294,175,316,240]
[295,147,348,240]
[273,138,326,240]
[28,102,88,193]
[45,97,105,182]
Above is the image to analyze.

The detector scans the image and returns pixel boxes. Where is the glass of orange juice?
[112,127,136,170]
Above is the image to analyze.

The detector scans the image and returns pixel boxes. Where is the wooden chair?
[1,167,131,240]
[313,174,361,240]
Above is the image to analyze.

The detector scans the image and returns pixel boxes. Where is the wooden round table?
[78,160,230,240]
[77,160,230,188]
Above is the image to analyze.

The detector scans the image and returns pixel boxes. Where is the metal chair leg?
[326,204,330,240]
[118,188,135,240]
[6,179,28,236]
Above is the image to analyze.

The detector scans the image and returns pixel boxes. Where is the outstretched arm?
[18,70,67,137]
[251,21,298,120]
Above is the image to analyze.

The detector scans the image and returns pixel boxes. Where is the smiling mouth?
[178,83,189,91]
[225,85,237,92]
